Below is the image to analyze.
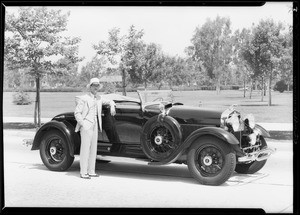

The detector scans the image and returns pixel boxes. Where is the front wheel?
[187,136,236,186]
[40,130,74,171]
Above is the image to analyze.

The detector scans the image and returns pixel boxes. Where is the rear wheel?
[40,130,74,171]
[187,136,236,186]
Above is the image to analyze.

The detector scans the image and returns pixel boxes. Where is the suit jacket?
[74,93,115,132]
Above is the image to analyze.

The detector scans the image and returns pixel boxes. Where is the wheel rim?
[196,145,224,177]
[45,136,66,164]
[148,125,175,156]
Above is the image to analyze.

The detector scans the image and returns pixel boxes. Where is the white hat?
[89,77,100,86]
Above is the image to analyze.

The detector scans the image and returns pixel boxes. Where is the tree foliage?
[232,28,253,97]
[241,19,285,105]
[79,55,107,87]
[188,16,233,94]
[93,26,145,95]
[5,7,82,126]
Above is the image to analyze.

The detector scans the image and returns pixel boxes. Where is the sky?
[6,2,293,69]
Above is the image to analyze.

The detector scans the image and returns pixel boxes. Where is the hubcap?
[50,146,57,155]
[203,155,213,166]
[46,138,65,163]
[154,136,163,145]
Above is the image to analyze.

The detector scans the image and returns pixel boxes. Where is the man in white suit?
[74,77,116,179]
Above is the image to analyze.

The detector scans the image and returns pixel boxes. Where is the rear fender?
[32,120,80,157]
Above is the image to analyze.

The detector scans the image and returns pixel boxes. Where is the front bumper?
[238,147,276,163]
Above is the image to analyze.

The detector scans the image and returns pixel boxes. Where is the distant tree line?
[4,7,293,126]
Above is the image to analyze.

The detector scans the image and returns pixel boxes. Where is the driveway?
[3,129,293,212]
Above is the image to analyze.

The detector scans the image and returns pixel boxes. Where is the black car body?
[31,90,275,185]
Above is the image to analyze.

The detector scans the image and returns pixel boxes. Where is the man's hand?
[110,102,116,116]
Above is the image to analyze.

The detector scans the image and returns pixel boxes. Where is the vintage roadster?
[31,90,275,185]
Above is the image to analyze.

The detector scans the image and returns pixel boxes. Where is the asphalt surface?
[2,128,294,213]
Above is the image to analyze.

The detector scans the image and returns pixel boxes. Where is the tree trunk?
[216,78,221,95]
[34,76,41,127]
[121,69,126,96]
[249,79,253,99]
[261,76,264,102]
[243,76,246,98]
[268,71,272,106]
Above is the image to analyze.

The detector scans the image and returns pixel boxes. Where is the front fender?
[255,124,271,138]
[32,120,80,157]
[149,124,238,166]
[184,127,240,147]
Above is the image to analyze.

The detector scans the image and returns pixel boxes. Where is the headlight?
[159,103,166,115]
[248,128,260,145]
[227,112,240,131]
[244,114,255,129]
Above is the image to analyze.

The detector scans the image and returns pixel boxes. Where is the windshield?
[137,90,174,104]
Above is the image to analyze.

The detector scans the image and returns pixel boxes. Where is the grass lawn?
[3,90,293,123]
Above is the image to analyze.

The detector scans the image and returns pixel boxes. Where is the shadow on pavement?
[26,159,270,186]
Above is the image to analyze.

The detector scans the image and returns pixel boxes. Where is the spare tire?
[141,114,182,161]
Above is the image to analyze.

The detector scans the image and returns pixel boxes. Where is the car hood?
[167,105,222,127]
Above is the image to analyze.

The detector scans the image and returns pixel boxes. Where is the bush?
[274,80,287,93]
[13,91,32,105]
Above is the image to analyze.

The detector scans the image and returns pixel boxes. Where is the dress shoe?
[80,174,91,179]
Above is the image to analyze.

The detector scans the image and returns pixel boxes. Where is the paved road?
[3,129,293,212]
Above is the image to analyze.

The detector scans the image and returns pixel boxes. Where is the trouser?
[79,122,98,175]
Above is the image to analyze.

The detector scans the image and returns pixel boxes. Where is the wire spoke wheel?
[148,125,175,156]
[187,136,236,186]
[197,146,224,177]
[141,115,182,161]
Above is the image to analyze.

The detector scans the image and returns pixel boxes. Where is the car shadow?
[65,160,199,185]
[26,159,266,186]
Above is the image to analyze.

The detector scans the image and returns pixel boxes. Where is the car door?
[99,101,144,145]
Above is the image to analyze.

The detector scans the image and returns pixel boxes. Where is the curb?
[3,117,293,132]
[3,117,52,124]
[257,123,293,132]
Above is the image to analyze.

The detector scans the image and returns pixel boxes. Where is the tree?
[123,26,146,87]
[188,16,233,94]
[94,25,145,96]
[160,55,187,90]
[79,55,107,87]
[278,29,293,91]
[242,19,285,105]
[4,7,82,127]
[139,43,164,89]
[232,28,254,98]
